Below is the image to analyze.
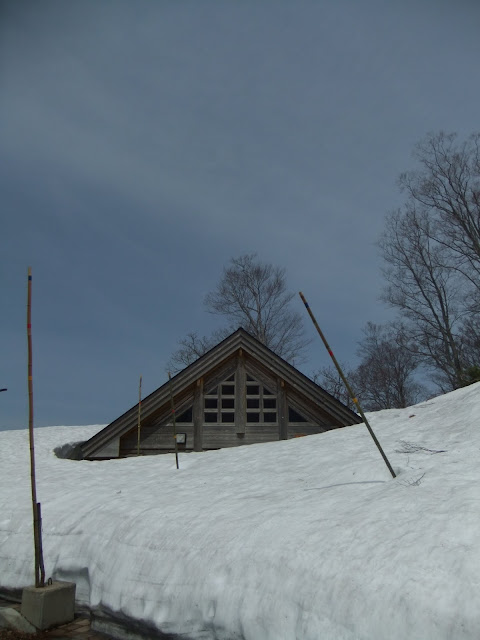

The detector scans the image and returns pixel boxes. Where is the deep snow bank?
[1,387,479,640]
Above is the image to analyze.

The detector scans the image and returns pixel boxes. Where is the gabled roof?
[81,328,361,458]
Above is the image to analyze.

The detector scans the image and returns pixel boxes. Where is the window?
[246,377,277,424]
[222,384,235,395]
[204,374,236,424]
[176,407,192,423]
[202,372,279,426]
[288,407,308,423]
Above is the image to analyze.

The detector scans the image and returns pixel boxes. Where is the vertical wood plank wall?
[118,352,341,456]
[193,378,204,451]
[277,377,288,440]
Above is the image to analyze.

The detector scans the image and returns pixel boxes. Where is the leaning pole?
[299,291,396,479]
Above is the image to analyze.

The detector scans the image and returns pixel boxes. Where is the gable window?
[176,407,193,423]
[288,406,308,423]
[204,374,236,424]
[246,378,277,424]
[202,372,278,426]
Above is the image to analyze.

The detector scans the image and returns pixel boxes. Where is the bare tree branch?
[167,329,229,373]
[313,323,426,411]
[169,254,310,371]
[204,254,310,363]
[378,131,480,390]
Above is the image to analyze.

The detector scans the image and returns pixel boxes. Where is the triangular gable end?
[81,328,361,459]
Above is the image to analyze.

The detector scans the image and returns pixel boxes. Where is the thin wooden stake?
[137,375,142,456]
[27,267,45,587]
[168,372,179,470]
[299,291,396,479]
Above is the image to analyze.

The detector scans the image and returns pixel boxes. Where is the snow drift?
[1,385,479,639]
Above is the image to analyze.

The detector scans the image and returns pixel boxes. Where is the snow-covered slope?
[1,385,479,640]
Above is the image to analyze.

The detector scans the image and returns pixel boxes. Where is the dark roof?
[81,328,361,457]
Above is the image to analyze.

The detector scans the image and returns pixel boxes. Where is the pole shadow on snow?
[304,480,386,491]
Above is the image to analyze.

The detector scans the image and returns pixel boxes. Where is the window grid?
[246,380,277,424]
[174,378,308,426]
[204,374,236,424]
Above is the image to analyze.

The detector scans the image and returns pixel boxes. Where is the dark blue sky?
[1,0,479,428]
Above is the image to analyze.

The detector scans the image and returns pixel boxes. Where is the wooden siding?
[277,378,288,440]
[288,424,328,438]
[120,422,194,456]
[116,351,351,456]
[202,424,279,449]
[82,328,361,459]
[120,421,334,455]
[94,438,120,458]
[193,378,204,452]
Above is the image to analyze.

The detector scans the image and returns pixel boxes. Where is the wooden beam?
[287,391,335,426]
[193,378,204,451]
[144,392,194,431]
[244,357,277,392]
[235,352,246,434]
[203,358,237,394]
[277,378,288,440]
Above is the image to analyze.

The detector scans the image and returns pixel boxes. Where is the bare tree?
[399,132,480,300]
[167,332,214,372]
[314,323,425,412]
[167,329,229,373]
[458,315,480,373]
[353,322,426,410]
[168,254,309,372]
[379,205,467,390]
[204,254,310,363]
[312,363,357,411]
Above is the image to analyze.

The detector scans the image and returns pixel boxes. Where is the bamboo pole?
[37,502,45,586]
[27,267,45,587]
[299,291,396,479]
[168,372,179,470]
[137,375,142,456]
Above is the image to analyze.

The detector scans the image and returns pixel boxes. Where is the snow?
[1,385,480,639]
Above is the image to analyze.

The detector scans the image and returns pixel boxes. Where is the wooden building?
[81,328,361,459]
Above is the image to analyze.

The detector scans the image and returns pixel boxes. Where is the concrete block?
[0,607,37,634]
[21,581,76,630]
